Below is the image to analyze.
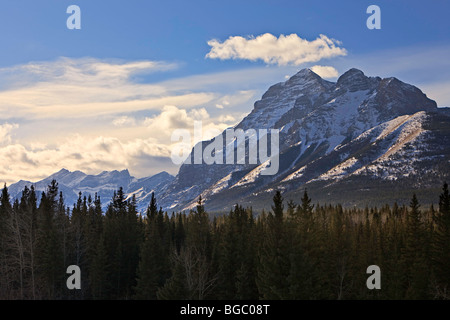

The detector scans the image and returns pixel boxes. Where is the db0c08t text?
[224,304,270,315]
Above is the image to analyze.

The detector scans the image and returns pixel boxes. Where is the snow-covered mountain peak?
[6,169,175,212]
[6,68,447,213]
[154,67,448,212]
[336,68,377,92]
[286,68,323,84]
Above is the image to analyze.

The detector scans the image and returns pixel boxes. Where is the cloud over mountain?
[206,33,347,66]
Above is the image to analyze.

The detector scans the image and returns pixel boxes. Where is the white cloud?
[144,105,236,143]
[310,65,339,79]
[112,116,136,127]
[0,103,242,184]
[144,105,198,130]
[0,57,217,119]
[0,57,323,184]
[0,57,296,184]
[206,33,347,66]
[0,123,18,145]
[217,114,236,123]
[2,44,448,184]
[0,134,177,185]
[2,57,176,88]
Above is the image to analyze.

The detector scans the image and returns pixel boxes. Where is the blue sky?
[1,1,449,72]
[0,0,449,184]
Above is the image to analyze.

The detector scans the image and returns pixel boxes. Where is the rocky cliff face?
[157,68,447,212]
[8,68,447,212]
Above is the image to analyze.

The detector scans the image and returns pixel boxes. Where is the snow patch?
[282,165,307,182]
[315,157,359,181]
[209,173,232,195]
[232,160,271,187]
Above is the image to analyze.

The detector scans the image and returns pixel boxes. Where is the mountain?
[156,68,450,212]
[7,169,174,212]
[6,68,449,213]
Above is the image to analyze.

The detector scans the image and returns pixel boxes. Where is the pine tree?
[216,207,239,299]
[19,185,38,299]
[257,190,290,299]
[122,194,142,298]
[214,205,257,299]
[6,198,26,298]
[432,182,450,298]
[174,213,186,254]
[102,188,142,299]
[36,180,65,299]
[0,184,13,298]
[134,231,163,299]
[84,193,103,298]
[156,257,189,300]
[288,189,315,299]
[147,192,157,221]
[329,204,352,300]
[134,193,167,299]
[103,192,119,299]
[382,204,404,299]
[89,235,109,300]
[403,194,429,299]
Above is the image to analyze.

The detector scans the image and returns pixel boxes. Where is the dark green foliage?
[156,256,189,300]
[402,194,429,299]
[431,182,450,298]
[35,180,66,299]
[0,185,13,298]
[134,193,171,299]
[89,235,108,299]
[0,181,448,300]
[215,205,258,299]
[257,190,291,299]
[102,188,142,299]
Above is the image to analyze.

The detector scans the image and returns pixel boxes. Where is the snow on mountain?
[155,67,448,212]
[232,160,272,188]
[6,67,448,212]
[7,169,174,212]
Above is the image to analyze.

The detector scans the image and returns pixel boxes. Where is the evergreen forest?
[0,180,449,300]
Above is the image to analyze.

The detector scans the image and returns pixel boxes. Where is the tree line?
[0,180,449,300]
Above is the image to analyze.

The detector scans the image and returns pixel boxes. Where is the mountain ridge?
[155,67,448,212]
[6,169,175,212]
[4,68,449,213]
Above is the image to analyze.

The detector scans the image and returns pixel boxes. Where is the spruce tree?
[432,182,450,298]
[84,193,103,298]
[257,190,290,299]
[19,185,38,299]
[0,185,12,298]
[36,180,65,299]
[174,213,186,254]
[89,235,109,300]
[403,193,429,299]
[288,189,315,299]
[156,257,189,300]
[102,188,142,299]
[134,193,167,299]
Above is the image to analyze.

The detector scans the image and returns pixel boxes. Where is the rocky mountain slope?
[7,169,174,212]
[6,68,449,213]
[157,68,449,212]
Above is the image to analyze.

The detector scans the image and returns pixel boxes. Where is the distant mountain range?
[6,68,450,213]
[7,169,174,212]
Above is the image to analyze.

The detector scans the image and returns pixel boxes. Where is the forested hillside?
[0,180,449,300]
